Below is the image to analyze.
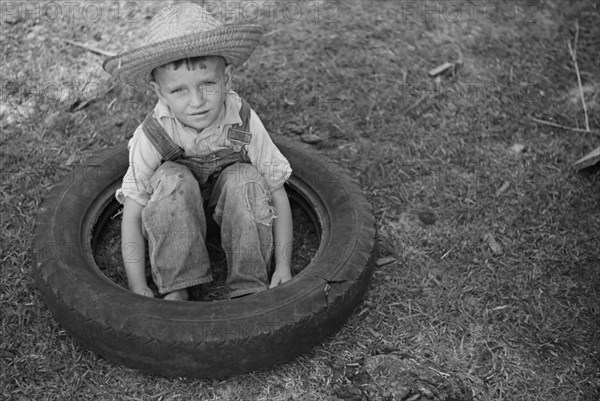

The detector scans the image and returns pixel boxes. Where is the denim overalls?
[139,99,274,298]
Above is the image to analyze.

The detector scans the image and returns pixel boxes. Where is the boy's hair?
[151,56,227,81]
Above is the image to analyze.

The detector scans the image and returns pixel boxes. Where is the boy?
[103,3,293,300]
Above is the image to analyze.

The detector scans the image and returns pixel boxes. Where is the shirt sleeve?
[115,124,162,206]
[246,109,292,193]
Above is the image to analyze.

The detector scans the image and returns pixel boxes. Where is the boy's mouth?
[190,110,208,116]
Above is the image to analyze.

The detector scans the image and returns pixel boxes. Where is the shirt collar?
[153,90,242,133]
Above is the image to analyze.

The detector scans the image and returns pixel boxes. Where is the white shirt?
[117,90,292,206]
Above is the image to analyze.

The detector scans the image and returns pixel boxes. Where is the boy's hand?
[269,266,292,288]
[132,285,154,298]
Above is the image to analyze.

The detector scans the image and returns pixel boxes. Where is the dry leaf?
[511,143,526,154]
[483,233,503,255]
[65,153,77,166]
[301,134,323,144]
[495,181,510,196]
[376,256,396,267]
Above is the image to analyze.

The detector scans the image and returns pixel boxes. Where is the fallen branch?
[64,39,116,58]
[567,20,590,132]
[530,117,599,136]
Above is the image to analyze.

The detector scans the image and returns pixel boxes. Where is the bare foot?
[163,289,189,301]
[132,286,154,298]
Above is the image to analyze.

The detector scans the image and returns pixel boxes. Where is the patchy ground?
[1,1,599,400]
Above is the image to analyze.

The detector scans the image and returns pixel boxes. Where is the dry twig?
[64,39,116,58]
[566,20,590,132]
[530,117,599,136]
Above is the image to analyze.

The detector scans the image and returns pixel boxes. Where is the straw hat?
[103,3,263,87]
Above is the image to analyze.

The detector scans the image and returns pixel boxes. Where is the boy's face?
[151,56,232,132]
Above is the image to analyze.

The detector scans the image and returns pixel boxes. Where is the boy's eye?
[171,88,186,94]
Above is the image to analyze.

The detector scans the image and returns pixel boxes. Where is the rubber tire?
[33,137,377,378]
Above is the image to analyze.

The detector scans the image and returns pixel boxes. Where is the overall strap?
[227,98,253,151]
[238,97,251,132]
[142,113,184,162]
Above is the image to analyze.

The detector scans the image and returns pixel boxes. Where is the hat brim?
[103,24,263,87]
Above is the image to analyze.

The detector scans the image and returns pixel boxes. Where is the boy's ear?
[224,64,233,91]
[150,80,165,101]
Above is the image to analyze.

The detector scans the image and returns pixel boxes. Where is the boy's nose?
[189,89,206,107]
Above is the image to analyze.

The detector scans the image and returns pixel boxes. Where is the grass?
[1,0,599,400]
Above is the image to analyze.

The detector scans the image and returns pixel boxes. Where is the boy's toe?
[163,289,189,301]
